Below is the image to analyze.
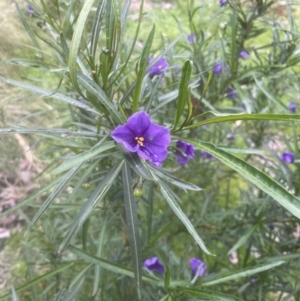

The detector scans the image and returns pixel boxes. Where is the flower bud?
[134,188,143,198]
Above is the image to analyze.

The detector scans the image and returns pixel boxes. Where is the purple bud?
[239,50,250,60]
[281,152,295,164]
[227,134,235,142]
[144,257,165,274]
[220,0,227,6]
[200,151,213,159]
[213,63,223,75]
[148,57,169,77]
[288,101,296,113]
[187,33,196,43]
[27,5,35,15]
[225,87,238,99]
[190,258,207,278]
[176,140,195,165]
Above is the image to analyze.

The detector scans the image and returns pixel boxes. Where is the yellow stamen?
[135,136,144,146]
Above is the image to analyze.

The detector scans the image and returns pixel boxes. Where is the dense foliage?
[1,0,300,300]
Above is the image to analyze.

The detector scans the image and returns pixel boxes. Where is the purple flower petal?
[187,33,196,43]
[190,258,207,278]
[225,87,238,99]
[213,63,223,75]
[144,257,165,274]
[176,140,195,165]
[111,111,171,166]
[239,50,250,60]
[281,152,295,164]
[148,57,169,77]
[220,0,227,7]
[288,101,296,113]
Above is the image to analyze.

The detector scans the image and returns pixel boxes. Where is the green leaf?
[90,0,107,60]
[51,140,115,175]
[0,77,100,116]
[77,72,124,123]
[149,174,212,255]
[26,165,83,233]
[0,263,73,301]
[122,162,142,299]
[132,25,155,112]
[58,161,124,253]
[69,245,157,284]
[148,165,202,191]
[179,288,245,301]
[174,60,193,129]
[203,261,284,286]
[227,226,257,255]
[69,0,94,96]
[15,3,40,50]
[181,138,300,220]
[183,113,300,130]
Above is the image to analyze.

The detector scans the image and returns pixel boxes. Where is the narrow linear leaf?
[90,0,107,59]
[58,161,124,253]
[227,226,257,255]
[183,113,300,130]
[132,25,155,112]
[15,3,40,50]
[77,72,123,123]
[122,162,142,298]
[51,140,115,175]
[149,174,212,255]
[181,138,300,220]
[203,261,284,286]
[69,0,94,96]
[174,60,193,128]
[26,164,83,233]
[69,245,157,284]
[0,263,73,301]
[149,165,202,191]
[64,278,85,301]
[0,77,100,116]
[179,288,245,301]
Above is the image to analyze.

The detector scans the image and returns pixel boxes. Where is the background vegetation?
[1,0,300,300]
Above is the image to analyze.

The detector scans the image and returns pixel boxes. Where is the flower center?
[135,136,144,146]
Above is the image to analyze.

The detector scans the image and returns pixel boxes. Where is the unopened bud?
[134,188,143,198]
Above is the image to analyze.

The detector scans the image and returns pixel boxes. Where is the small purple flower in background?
[239,50,250,60]
[111,111,170,167]
[225,87,238,99]
[220,0,227,7]
[187,33,196,43]
[176,141,195,165]
[200,151,213,159]
[288,101,296,113]
[190,258,207,278]
[144,257,165,274]
[213,63,223,75]
[27,5,35,16]
[281,151,295,164]
[148,57,169,77]
[173,65,181,73]
[227,134,235,142]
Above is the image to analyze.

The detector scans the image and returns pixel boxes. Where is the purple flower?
[227,134,235,142]
[111,111,171,167]
[288,101,296,113]
[225,87,238,99]
[200,151,213,159]
[220,0,227,6]
[148,57,169,77]
[190,258,207,278]
[27,5,35,16]
[176,141,195,165]
[213,63,223,75]
[187,33,196,43]
[239,50,250,60]
[173,65,181,73]
[144,257,165,274]
[281,152,295,164]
